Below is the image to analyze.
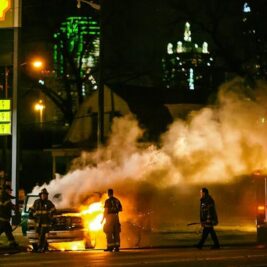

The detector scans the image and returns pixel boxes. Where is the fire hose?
[187,222,202,234]
[187,222,200,226]
[12,219,27,232]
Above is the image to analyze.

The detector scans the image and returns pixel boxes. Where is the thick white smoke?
[32,78,267,214]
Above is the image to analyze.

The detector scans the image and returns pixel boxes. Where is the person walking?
[0,185,19,248]
[102,189,122,252]
[30,188,55,252]
[196,187,220,249]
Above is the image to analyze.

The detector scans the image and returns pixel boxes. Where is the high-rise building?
[53,16,100,96]
[162,22,214,91]
[242,1,267,78]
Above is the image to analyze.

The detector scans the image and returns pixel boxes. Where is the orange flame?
[80,202,105,232]
[49,199,107,251]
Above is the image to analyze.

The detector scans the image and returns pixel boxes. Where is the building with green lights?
[162,22,214,91]
[53,16,100,96]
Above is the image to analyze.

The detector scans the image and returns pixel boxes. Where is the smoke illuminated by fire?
[32,78,267,247]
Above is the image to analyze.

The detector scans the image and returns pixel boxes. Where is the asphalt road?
[1,247,267,267]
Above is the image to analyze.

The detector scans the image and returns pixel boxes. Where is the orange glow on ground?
[49,241,85,251]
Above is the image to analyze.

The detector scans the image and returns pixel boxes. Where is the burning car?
[21,194,96,251]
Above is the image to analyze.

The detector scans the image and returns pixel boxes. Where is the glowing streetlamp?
[20,58,45,70]
[34,100,45,124]
[31,59,44,70]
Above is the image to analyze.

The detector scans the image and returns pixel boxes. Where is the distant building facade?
[162,22,214,91]
[242,1,267,78]
[53,16,100,96]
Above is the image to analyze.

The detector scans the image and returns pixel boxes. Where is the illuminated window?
[202,42,209,53]
[177,41,183,53]
[184,22,192,42]
[243,3,251,13]
[167,43,173,54]
[188,68,195,90]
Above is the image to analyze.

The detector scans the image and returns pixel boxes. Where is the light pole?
[34,100,45,126]
[76,0,104,146]
[11,0,22,204]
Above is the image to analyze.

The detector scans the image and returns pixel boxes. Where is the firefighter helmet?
[39,188,49,195]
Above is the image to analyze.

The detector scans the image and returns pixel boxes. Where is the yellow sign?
[0,0,11,20]
[0,0,14,28]
[0,122,11,135]
[0,111,11,122]
[0,99,11,110]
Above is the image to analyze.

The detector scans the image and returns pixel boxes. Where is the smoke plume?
[32,78,267,235]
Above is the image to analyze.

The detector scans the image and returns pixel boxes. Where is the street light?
[34,99,45,124]
[31,59,44,70]
[21,58,45,71]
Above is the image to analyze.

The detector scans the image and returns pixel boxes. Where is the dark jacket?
[0,191,15,221]
[31,198,56,227]
[200,195,218,226]
[104,197,122,214]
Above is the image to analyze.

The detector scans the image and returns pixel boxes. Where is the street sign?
[0,99,11,110]
[0,98,11,135]
[0,0,14,28]
[0,111,11,122]
[0,122,11,135]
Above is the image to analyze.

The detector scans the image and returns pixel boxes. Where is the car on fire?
[21,194,94,250]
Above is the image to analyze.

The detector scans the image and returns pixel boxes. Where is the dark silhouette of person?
[196,188,220,249]
[102,189,122,252]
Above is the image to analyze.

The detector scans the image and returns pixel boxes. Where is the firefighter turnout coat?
[0,190,17,245]
[31,199,55,230]
[103,196,122,249]
[200,195,218,227]
[0,191,14,223]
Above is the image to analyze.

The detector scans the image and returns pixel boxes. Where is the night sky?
[1,0,267,189]
[1,0,266,86]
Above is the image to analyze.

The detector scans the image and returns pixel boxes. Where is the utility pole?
[11,0,21,203]
[3,67,9,177]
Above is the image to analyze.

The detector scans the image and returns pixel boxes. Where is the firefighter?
[30,188,56,252]
[196,188,220,249]
[102,189,122,252]
[0,185,19,248]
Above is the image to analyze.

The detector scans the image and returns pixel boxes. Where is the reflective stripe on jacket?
[31,199,56,227]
